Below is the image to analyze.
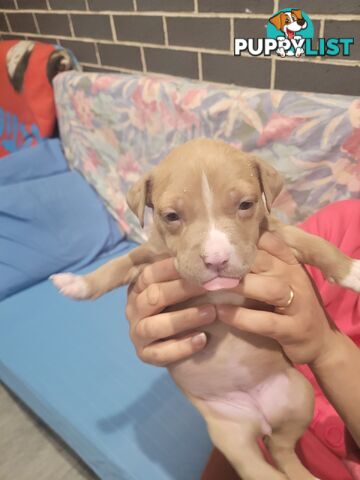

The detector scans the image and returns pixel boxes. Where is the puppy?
[52,139,359,480]
[270,9,307,57]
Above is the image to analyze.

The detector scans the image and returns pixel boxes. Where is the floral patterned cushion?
[53,72,360,243]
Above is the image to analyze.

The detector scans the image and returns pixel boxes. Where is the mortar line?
[319,18,325,38]
[68,13,75,37]
[4,30,360,67]
[7,9,360,20]
[109,14,117,41]
[4,13,12,32]
[273,0,279,14]
[230,16,234,52]
[32,13,40,34]
[140,45,147,72]
[94,42,101,64]
[198,51,203,80]
[162,16,169,46]
[270,56,276,89]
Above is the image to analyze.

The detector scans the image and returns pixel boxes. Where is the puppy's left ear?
[292,9,303,19]
[254,158,283,212]
[126,172,153,228]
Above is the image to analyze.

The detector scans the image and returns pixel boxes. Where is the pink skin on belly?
[202,374,291,436]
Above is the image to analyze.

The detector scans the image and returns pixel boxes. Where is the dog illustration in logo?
[269,9,307,57]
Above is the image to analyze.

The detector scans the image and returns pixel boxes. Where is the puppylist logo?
[234,8,354,58]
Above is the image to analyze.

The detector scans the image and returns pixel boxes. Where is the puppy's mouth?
[202,276,240,291]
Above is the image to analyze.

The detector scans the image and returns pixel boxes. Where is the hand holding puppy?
[126,232,335,367]
[217,231,337,366]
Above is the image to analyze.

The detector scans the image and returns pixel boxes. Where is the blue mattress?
[0,241,212,480]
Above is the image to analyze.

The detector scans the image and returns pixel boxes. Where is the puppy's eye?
[285,18,290,23]
[164,212,180,222]
[239,201,254,211]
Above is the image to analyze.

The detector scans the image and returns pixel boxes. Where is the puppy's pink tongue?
[202,277,240,291]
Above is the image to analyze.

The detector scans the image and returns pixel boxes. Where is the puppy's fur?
[52,139,359,480]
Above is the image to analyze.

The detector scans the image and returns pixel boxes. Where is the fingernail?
[191,332,207,349]
[199,306,216,322]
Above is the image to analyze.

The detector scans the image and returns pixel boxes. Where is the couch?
[0,71,359,480]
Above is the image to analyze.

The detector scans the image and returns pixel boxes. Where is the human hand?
[217,232,338,365]
[126,259,216,366]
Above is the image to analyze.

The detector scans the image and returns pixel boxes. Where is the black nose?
[297,18,305,26]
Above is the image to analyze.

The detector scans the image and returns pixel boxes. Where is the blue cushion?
[0,141,124,301]
[0,139,67,186]
[0,245,212,480]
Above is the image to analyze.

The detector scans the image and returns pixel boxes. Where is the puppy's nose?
[297,18,305,26]
[201,253,229,271]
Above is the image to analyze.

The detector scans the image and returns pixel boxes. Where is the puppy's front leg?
[51,243,167,300]
[276,223,360,292]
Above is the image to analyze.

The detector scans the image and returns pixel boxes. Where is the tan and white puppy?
[270,9,307,57]
[52,139,359,480]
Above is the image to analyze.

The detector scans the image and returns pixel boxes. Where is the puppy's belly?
[169,291,290,399]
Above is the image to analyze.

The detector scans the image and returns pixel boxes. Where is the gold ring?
[277,287,294,311]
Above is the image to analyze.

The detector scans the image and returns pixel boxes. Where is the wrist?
[309,330,348,373]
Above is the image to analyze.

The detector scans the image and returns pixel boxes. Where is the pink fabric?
[297,199,360,480]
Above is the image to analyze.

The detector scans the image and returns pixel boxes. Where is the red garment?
[0,40,57,157]
[296,199,360,480]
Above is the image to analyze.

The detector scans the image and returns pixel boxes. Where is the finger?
[135,305,216,342]
[141,332,208,366]
[231,274,294,308]
[131,258,180,295]
[217,305,293,341]
[135,278,206,318]
[250,249,276,274]
[257,232,299,265]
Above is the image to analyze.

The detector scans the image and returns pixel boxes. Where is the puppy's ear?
[254,158,283,212]
[291,9,303,19]
[126,173,153,228]
[269,12,285,31]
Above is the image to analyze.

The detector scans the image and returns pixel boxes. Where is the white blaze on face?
[201,170,214,220]
[201,172,233,265]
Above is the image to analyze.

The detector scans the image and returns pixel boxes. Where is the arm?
[309,332,360,447]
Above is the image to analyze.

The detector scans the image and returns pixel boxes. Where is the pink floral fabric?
[53,72,360,243]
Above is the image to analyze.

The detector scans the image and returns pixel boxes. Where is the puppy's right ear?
[269,12,285,31]
[126,173,153,228]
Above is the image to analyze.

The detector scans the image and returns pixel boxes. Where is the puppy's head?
[270,10,307,38]
[127,139,283,290]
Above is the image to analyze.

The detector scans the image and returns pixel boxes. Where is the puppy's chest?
[169,291,286,397]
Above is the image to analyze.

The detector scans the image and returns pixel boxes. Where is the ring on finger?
[276,286,295,311]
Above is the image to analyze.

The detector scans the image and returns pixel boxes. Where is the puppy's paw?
[50,272,91,300]
[338,259,360,293]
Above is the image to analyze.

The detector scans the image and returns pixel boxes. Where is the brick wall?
[1,0,359,96]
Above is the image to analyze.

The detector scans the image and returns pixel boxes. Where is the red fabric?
[201,199,360,480]
[0,40,57,157]
[296,199,360,480]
